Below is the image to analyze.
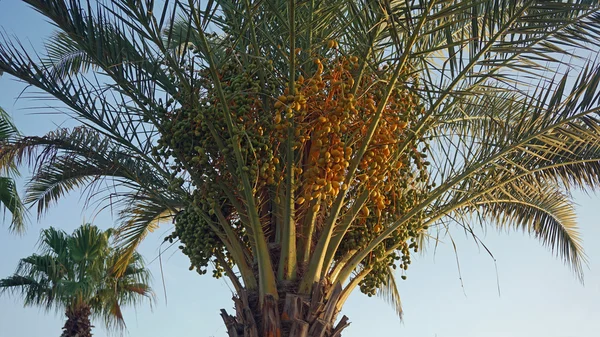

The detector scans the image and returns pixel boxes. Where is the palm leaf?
[376,266,403,320]
[0,107,26,232]
[448,175,585,276]
[113,196,177,275]
[0,275,54,309]
[0,126,176,217]
[0,177,26,232]
[42,31,97,79]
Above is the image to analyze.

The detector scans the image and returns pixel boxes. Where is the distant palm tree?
[0,224,152,337]
[0,107,24,232]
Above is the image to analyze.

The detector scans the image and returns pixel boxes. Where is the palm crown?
[1,1,600,336]
[0,224,152,335]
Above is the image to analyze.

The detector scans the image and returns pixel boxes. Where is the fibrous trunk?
[61,305,93,337]
[221,283,350,337]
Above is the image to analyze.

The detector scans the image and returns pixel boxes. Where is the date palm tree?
[0,224,152,337]
[0,107,24,232]
[2,0,600,336]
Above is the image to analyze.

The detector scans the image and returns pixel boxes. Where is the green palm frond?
[39,227,69,257]
[113,196,177,275]
[69,224,111,264]
[163,17,228,59]
[16,254,66,282]
[447,175,585,275]
[0,275,54,309]
[0,126,175,217]
[0,126,183,275]
[415,1,600,87]
[0,177,26,232]
[376,266,403,320]
[0,107,18,142]
[42,31,97,79]
[423,71,600,272]
[0,107,25,232]
[95,250,153,330]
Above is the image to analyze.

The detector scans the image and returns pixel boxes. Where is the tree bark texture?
[221,283,350,337]
[60,305,93,337]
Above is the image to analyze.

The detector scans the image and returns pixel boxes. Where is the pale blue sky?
[0,2,599,337]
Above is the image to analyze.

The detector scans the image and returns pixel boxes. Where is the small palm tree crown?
[0,224,152,336]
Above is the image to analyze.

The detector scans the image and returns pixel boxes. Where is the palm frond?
[0,275,54,309]
[0,177,26,232]
[94,250,153,331]
[376,266,403,320]
[0,126,175,218]
[424,70,600,275]
[0,107,25,232]
[449,176,585,277]
[39,227,69,257]
[0,107,18,143]
[42,31,97,78]
[113,196,177,275]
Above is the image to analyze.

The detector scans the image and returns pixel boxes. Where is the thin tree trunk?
[61,305,93,337]
[221,283,350,337]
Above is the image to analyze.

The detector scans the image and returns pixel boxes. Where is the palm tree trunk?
[61,305,93,337]
[220,284,350,337]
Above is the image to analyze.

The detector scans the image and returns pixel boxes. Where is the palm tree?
[0,107,25,232]
[0,224,152,337]
[2,0,600,336]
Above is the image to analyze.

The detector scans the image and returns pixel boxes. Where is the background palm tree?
[0,224,153,337]
[0,107,25,232]
[2,1,600,336]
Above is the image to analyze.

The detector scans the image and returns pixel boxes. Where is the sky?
[0,2,599,337]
